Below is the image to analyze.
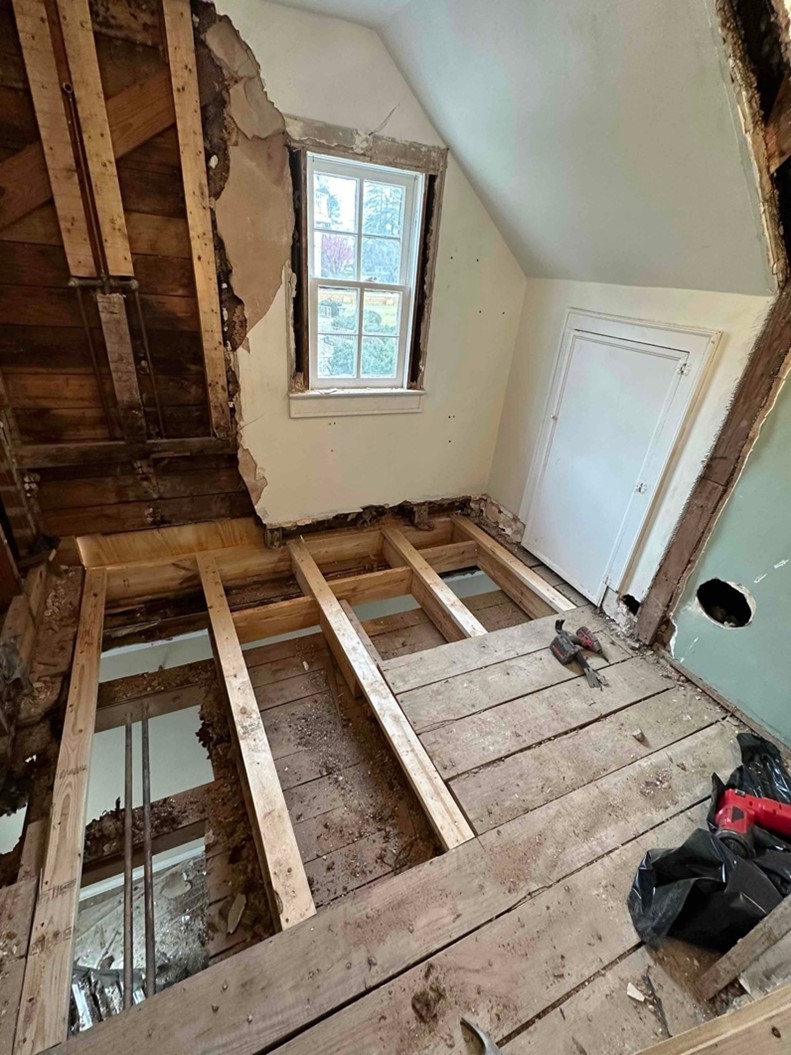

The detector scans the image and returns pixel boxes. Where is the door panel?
[525,331,684,601]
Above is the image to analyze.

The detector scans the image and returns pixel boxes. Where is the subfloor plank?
[420,654,672,778]
[399,632,633,733]
[504,946,711,1054]
[450,687,722,831]
[49,721,739,1055]
[270,807,705,1054]
[382,605,600,694]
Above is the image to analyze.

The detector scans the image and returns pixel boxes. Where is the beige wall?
[216,0,526,525]
[488,280,774,600]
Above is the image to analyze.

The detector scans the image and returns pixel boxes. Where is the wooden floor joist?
[198,552,316,930]
[14,568,107,1055]
[451,515,575,618]
[382,526,485,641]
[96,293,146,440]
[288,538,474,850]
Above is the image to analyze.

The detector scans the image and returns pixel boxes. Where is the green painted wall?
[672,374,791,744]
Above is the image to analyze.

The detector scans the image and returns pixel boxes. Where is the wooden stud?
[382,526,485,642]
[54,0,132,275]
[697,895,791,1001]
[161,0,230,438]
[11,0,95,276]
[766,74,791,173]
[288,538,474,850]
[14,567,106,1055]
[96,292,146,440]
[198,552,315,930]
[451,515,575,617]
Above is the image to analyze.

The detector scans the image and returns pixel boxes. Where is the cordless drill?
[549,620,606,689]
[714,787,791,857]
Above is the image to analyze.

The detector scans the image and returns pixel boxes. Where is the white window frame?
[306,152,425,390]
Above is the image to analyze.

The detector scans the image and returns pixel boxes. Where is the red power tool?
[714,787,791,857]
[549,619,607,690]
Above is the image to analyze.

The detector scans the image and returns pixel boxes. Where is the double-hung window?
[306,152,425,390]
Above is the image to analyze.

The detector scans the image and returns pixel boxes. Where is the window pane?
[363,289,401,335]
[361,336,398,378]
[363,181,404,237]
[315,232,356,279]
[317,287,358,333]
[314,172,357,232]
[361,237,400,284]
[318,334,356,378]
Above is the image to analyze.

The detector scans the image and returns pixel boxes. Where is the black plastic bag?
[627,733,791,952]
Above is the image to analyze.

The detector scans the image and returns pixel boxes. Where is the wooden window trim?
[286,118,447,395]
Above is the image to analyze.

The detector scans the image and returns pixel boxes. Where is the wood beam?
[766,74,791,173]
[11,0,94,275]
[382,526,485,641]
[96,292,146,440]
[14,567,107,1055]
[0,69,175,234]
[288,539,474,850]
[637,283,791,643]
[161,0,230,438]
[198,552,315,931]
[450,515,575,618]
[636,981,791,1054]
[340,599,380,664]
[54,0,132,275]
[697,895,791,1000]
[14,436,235,468]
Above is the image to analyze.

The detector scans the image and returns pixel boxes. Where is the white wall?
[383,0,774,294]
[488,280,774,600]
[216,0,526,525]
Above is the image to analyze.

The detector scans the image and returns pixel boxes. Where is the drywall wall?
[671,372,791,744]
[380,0,774,293]
[488,279,774,601]
[213,0,525,525]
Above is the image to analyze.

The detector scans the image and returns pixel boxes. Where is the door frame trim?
[518,309,721,603]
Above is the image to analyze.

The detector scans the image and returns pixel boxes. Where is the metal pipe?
[141,702,156,998]
[132,288,165,439]
[123,713,134,1010]
[74,283,117,437]
[61,82,107,280]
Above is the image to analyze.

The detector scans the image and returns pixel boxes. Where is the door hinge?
[635,481,648,494]
[678,362,689,375]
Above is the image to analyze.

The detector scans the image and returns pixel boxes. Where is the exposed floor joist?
[288,537,474,850]
[14,568,107,1055]
[199,552,316,931]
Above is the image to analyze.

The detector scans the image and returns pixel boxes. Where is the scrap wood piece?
[450,514,575,618]
[197,551,316,931]
[54,0,133,275]
[637,979,791,1054]
[161,0,230,438]
[288,538,475,851]
[10,0,95,276]
[381,526,486,642]
[766,74,791,174]
[14,567,106,1055]
[697,894,791,1001]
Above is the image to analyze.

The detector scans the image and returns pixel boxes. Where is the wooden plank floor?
[64,566,745,1055]
[256,588,742,1055]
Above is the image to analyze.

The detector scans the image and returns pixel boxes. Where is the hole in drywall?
[621,593,641,615]
[697,579,753,628]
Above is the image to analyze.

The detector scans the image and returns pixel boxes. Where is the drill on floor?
[715,787,791,857]
[549,619,606,689]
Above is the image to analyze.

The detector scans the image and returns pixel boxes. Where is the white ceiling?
[270,0,409,28]
[272,0,774,294]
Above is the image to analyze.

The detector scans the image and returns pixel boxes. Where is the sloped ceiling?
[273,0,774,295]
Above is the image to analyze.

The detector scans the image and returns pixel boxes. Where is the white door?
[521,312,718,603]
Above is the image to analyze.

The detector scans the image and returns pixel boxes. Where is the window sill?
[289,388,425,418]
